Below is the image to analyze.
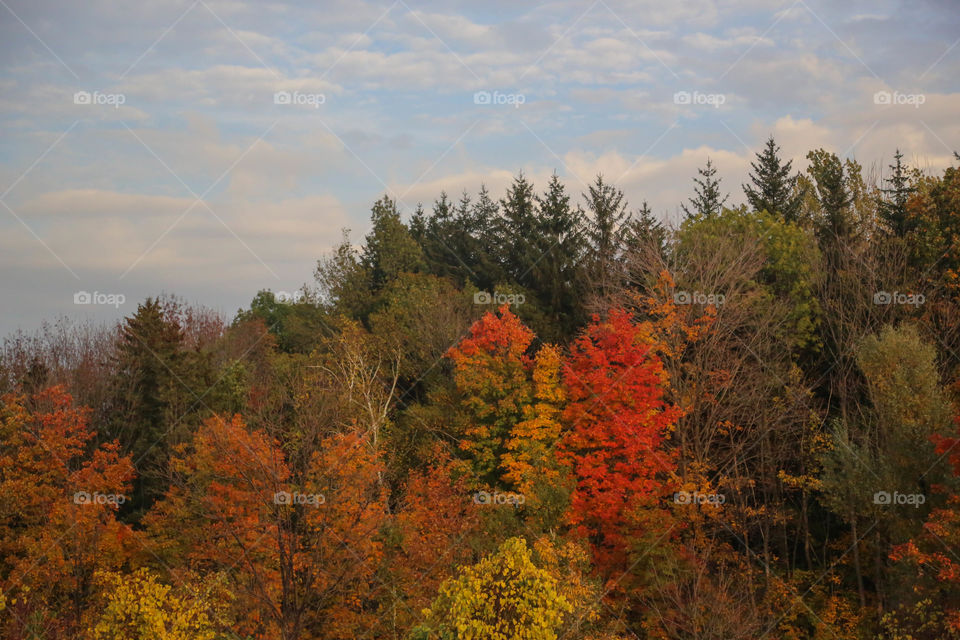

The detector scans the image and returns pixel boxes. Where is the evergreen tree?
[361,195,425,290]
[878,149,916,237]
[458,187,507,291]
[681,158,728,219]
[624,200,666,254]
[806,149,855,245]
[498,173,540,289]
[743,136,804,221]
[108,298,185,519]
[583,174,630,297]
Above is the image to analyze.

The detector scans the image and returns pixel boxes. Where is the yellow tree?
[410,537,574,640]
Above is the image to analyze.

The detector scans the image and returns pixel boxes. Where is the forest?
[2,138,960,639]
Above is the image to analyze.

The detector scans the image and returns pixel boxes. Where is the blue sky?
[1,0,958,334]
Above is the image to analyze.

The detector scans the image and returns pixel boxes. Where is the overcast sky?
[1,0,958,335]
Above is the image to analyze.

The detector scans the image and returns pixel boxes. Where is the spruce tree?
[743,136,804,221]
[625,200,665,253]
[878,149,916,237]
[682,158,728,219]
[499,173,540,289]
[583,175,630,296]
[361,195,425,290]
[807,149,854,245]
[532,173,586,338]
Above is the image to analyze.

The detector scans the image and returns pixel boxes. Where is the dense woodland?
[3,138,960,639]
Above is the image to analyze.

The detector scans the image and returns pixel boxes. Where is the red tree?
[560,309,682,571]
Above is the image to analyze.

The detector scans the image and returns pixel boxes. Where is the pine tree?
[583,174,630,297]
[361,195,425,290]
[806,149,854,245]
[682,158,728,219]
[624,200,666,253]
[499,173,540,289]
[532,173,587,339]
[743,136,804,221]
[878,149,916,237]
[467,185,508,291]
[109,298,185,519]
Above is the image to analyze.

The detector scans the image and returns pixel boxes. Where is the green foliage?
[743,135,804,222]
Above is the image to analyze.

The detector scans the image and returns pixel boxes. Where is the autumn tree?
[409,537,576,640]
[560,309,682,571]
[0,387,136,639]
[145,414,388,640]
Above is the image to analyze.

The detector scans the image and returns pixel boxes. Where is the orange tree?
[144,414,388,640]
[0,387,136,639]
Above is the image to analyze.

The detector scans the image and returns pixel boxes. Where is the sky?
[1,0,958,336]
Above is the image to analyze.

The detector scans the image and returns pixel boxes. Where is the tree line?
[2,138,960,639]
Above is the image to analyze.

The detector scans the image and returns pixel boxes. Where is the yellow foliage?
[86,569,229,640]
